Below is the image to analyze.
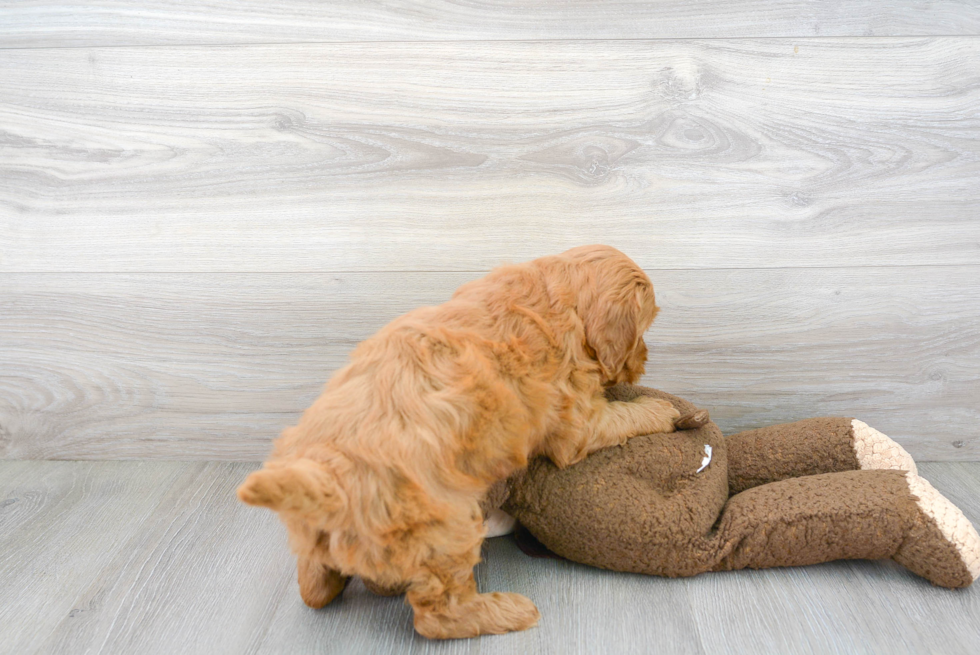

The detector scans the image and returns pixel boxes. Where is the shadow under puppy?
[236,245,679,639]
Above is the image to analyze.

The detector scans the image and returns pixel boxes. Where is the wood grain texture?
[2,267,978,461]
[2,38,979,272]
[1,1,979,47]
[36,462,294,655]
[0,461,192,655]
[2,461,979,654]
[688,461,980,655]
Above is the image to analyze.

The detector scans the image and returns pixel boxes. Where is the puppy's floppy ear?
[584,281,657,379]
[237,458,346,517]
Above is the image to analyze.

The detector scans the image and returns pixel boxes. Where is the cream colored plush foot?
[851,419,917,475]
[894,472,980,588]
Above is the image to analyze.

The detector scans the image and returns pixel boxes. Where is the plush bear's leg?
[708,469,980,588]
[727,418,916,494]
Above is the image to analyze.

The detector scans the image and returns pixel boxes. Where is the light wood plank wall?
[2,1,979,45]
[1,2,979,461]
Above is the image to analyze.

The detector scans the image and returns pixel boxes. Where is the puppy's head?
[562,245,658,385]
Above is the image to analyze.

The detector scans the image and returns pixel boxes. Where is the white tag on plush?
[696,444,713,473]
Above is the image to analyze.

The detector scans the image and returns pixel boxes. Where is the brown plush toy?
[486,384,980,588]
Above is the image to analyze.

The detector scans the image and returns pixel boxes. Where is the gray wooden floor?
[2,460,979,655]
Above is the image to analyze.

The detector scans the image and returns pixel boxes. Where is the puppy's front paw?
[484,592,541,633]
[633,395,681,434]
[413,591,540,639]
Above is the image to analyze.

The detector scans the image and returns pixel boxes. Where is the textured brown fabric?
[499,384,975,589]
[726,417,860,494]
[514,524,566,559]
[712,469,916,571]
[503,387,728,577]
[480,478,511,518]
[675,410,710,431]
[895,506,976,589]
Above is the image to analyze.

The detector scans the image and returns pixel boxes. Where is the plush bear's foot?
[851,419,917,475]
[848,422,978,586]
[894,472,980,588]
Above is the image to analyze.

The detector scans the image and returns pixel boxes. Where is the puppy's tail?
[237,458,347,519]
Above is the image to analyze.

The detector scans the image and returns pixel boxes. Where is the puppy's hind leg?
[297,557,349,608]
[407,545,539,639]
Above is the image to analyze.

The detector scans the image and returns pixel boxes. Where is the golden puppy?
[237,245,678,638]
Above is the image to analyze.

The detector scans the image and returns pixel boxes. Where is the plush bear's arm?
[676,410,710,430]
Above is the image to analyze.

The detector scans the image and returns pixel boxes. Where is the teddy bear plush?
[488,384,980,588]
[298,384,980,607]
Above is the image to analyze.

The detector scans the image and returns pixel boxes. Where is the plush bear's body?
[492,385,980,588]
